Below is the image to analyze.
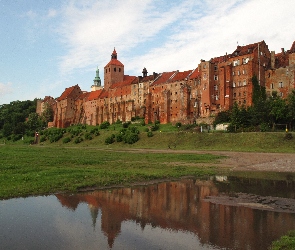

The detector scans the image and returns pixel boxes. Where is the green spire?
[93,67,101,86]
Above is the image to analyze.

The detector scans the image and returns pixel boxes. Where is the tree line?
[0,99,53,141]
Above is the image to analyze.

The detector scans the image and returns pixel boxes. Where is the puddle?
[1,175,295,249]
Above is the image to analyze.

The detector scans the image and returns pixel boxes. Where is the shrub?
[129,126,139,134]
[116,134,123,142]
[105,136,115,144]
[140,119,145,126]
[90,127,99,134]
[63,137,71,143]
[40,136,47,142]
[147,131,153,137]
[151,124,159,131]
[144,127,149,132]
[74,137,83,144]
[100,121,110,129]
[122,122,131,128]
[284,132,293,140]
[84,132,93,140]
[124,132,139,144]
[175,122,182,128]
[12,134,22,142]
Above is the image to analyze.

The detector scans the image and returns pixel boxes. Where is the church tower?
[104,48,124,90]
[91,67,103,91]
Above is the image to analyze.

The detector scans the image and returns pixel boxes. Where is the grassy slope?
[1,124,295,199]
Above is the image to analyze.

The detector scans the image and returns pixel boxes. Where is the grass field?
[1,123,295,199]
[0,145,223,199]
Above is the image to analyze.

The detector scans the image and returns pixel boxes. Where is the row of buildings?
[37,40,295,128]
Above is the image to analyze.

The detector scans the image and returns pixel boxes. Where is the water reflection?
[1,176,295,249]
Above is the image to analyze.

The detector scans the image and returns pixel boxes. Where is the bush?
[175,122,182,128]
[124,132,139,144]
[144,127,149,132]
[140,119,146,126]
[122,122,131,128]
[151,124,159,131]
[105,136,115,144]
[63,137,71,143]
[100,121,110,129]
[40,136,47,142]
[284,132,293,140]
[90,127,99,134]
[116,134,123,142]
[271,230,295,250]
[74,137,83,144]
[12,134,22,142]
[84,132,93,140]
[147,131,153,137]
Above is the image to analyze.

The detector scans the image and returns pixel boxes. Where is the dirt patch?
[107,148,295,173]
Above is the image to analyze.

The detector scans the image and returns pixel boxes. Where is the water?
[1,175,295,250]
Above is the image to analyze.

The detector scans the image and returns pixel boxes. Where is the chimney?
[281,48,285,54]
[153,72,158,79]
[271,51,275,69]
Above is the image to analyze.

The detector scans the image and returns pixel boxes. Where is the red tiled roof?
[110,75,137,89]
[105,59,124,67]
[151,71,176,85]
[77,92,90,100]
[230,41,262,57]
[99,89,109,98]
[57,85,80,101]
[172,70,192,81]
[87,90,103,101]
[211,55,227,64]
[139,75,155,82]
[189,68,200,79]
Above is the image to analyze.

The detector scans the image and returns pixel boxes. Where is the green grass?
[1,124,295,199]
[0,145,223,199]
[3,123,295,152]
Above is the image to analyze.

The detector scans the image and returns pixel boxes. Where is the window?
[271,83,274,89]
[233,82,236,87]
[114,67,116,72]
[237,70,240,75]
[279,82,283,88]
[214,65,217,71]
[232,71,235,76]
[242,70,245,74]
[119,68,121,72]
[214,85,218,90]
[243,80,247,86]
[280,92,284,97]
[203,73,207,79]
[233,60,239,66]
[233,93,236,98]
[214,75,218,80]
[242,58,249,64]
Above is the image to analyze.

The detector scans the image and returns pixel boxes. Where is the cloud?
[56,0,295,80]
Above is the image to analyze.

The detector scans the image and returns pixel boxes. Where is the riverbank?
[1,143,295,200]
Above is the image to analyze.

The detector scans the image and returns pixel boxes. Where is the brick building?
[37,40,295,128]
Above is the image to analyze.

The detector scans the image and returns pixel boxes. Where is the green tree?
[41,102,54,124]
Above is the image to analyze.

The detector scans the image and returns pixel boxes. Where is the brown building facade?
[37,41,295,128]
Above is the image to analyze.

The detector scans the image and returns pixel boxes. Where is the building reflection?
[56,178,295,250]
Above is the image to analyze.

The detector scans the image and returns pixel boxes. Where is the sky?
[1,0,295,105]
